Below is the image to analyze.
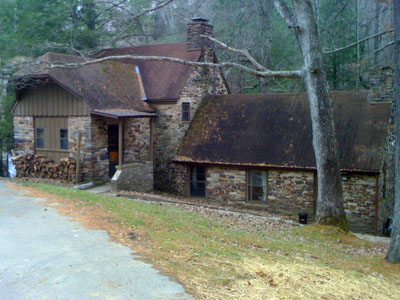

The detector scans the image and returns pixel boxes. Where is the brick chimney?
[187,18,214,62]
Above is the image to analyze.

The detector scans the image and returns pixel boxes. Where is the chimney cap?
[191,17,209,23]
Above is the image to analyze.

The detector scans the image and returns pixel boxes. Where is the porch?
[91,109,155,193]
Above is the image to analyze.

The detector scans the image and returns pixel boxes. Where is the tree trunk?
[277,0,348,229]
[386,0,400,264]
[373,0,382,65]
[258,0,273,92]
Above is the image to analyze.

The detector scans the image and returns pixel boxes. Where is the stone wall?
[267,170,315,218]
[153,67,227,192]
[343,173,377,234]
[111,161,153,192]
[175,164,379,233]
[123,118,152,163]
[68,116,108,183]
[175,164,189,195]
[367,66,394,103]
[205,166,246,203]
[13,116,34,154]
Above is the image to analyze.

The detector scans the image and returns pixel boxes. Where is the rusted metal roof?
[15,52,155,113]
[97,42,202,101]
[175,92,391,173]
[92,109,156,119]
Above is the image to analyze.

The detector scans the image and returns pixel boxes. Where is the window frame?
[189,166,206,197]
[36,128,45,149]
[182,102,190,122]
[60,128,68,150]
[247,170,268,202]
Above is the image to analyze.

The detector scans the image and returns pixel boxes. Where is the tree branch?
[323,29,394,54]
[320,1,349,35]
[19,55,302,79]
[93,0,129,21]
[201,35,269,71]
[273,0,297,28]
[363,40,397,62]
[374,40,396,54]
[99,0,175,49]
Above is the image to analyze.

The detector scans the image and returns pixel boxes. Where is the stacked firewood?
[12,154,81,182]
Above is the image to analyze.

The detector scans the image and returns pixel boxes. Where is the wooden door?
[108,125,119,178]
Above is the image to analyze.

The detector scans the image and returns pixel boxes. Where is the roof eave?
[91,110,156,119]
[173,158,380,174]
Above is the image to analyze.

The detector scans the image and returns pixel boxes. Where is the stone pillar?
[13,116,34,155]
[68,116,109,183]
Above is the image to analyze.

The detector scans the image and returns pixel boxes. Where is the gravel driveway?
[0,180,193,300]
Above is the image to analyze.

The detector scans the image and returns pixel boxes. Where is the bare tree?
[386,0,400,264]
[273,0,347,228]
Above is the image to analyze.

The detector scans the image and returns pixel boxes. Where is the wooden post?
[118,119,123,167]
[75,132,81,184]
[375,174,379,235]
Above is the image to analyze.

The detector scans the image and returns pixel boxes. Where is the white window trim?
[248,170,268,202]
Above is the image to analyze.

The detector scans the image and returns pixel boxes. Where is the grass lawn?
[15,183,400,299]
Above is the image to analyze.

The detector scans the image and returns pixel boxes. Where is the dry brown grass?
[192,258,399,300]
[9,182,400,300]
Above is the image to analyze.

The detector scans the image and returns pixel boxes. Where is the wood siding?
[13,83,90,116]
[35,117,68,162]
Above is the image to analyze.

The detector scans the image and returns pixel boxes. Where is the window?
[182,102,190,121]
[60,129,68,150]
[190,166,206,197]
[34,117,68,162]
[36,128,44,149]
[248,170,267,202]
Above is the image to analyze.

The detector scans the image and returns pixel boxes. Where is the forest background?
[0,0,394,161]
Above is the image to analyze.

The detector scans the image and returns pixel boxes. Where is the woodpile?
[12,154,82,182]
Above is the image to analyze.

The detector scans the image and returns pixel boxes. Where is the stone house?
[12,18,228,192]
[173,92,391,234]
[11,18,393,234]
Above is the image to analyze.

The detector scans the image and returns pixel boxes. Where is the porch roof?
[92,109,156,119]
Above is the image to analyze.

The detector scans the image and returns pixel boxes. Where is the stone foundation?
[13,116,34,155]
[111,161,153,192]
[343,174,377,234]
